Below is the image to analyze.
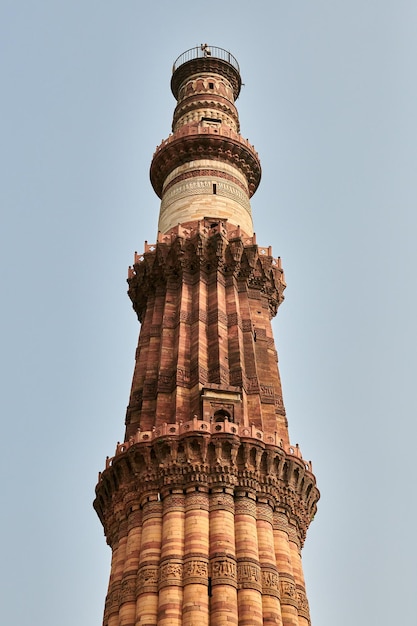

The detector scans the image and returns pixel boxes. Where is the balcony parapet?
[153,123,258,159]
[150,123,261,198]
[128,219,285,290]
[98,418,313,479]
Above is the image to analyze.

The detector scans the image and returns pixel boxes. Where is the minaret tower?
[94,45,319,626]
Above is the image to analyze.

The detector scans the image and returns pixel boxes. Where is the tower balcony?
[150,122,261,199]
[100,417,314,475]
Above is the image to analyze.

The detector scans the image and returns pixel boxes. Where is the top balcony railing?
[173,45,240,74]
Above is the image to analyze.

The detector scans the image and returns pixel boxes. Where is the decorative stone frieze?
[105,580,121,615]
[297,585,311,621]
[158,560,183,589]
[261,566,281,598]
[257,500,273,524]
[120,576,136,604]
[237,559,262,592]
[210,555,237,587]
[136,564,159,594]
[234,495,257,518]
[183,558,209,584]
[209,491,234,514]
[184,490,209,511]
[279,573,298,608]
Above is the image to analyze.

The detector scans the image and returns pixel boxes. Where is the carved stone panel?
[136,565,159,594]
[237,559,262,592]
[261,566,280,598]
[297,586,311,620]
[279,574,298,608]
[183,558,209,585]
[235,496,256,518]
[158,560,183,589]
[120,576,136,604]
[210,555,237,587]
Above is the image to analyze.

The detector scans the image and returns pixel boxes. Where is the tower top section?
[171,45,242,100]
[151,45,261,238]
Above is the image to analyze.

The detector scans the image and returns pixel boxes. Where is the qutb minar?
[94,45,320,626]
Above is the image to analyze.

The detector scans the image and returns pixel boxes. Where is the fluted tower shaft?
[95,46,319,626]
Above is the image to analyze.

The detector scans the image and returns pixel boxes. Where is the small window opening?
[208,577,212,597]
[209,82,214,89]
[213,183,217,195]
[201,116,221,124]
[214,409,232,423]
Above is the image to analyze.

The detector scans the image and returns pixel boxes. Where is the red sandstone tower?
[94,45,319,626]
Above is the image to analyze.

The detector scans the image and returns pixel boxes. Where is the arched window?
[213,409,233,423]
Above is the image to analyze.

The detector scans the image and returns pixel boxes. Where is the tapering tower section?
[95,46,319,626]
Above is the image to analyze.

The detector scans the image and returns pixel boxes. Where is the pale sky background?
[1,1,416,625]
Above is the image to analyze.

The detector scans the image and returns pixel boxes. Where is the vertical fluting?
[209,487,238,625]
[125,290,155,437]
[103,547,116,626]
[256,499,283,626]
[238,282,262,428]
[149,286,167,428]
[273,511,299,626]
[158,490,185,626]
[155,278,178,425]
[112,523,128,626]
[183,488,210,626]
[175,276,192,422]
[225,274,245,388]
[207,268,229,385]
[250,295,277,434]
[235,491,263,625]
[156,276,181,424]
[288,525,310,626]
[141,287,164,432]
[119,508,142,626]
[135,497,162,626]
[192,270,208,400]
[106,532,127,626]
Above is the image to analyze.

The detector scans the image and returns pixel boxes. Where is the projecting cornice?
[150,124,261,198]
[128,219,285,323]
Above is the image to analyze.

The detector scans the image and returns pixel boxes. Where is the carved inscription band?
[137,564,159,594]
[279,573,298,608]
[261,566,280,598]
[237,559,262,592]
[158,560,183,589]
[210,555,237,587]
[183,558,209,585]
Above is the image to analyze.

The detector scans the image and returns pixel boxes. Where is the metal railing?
[172,45,240,73]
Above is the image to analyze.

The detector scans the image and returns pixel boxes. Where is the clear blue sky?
[1,1,416,625]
